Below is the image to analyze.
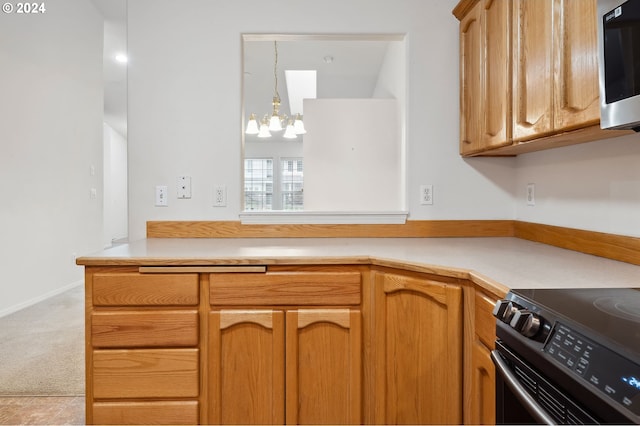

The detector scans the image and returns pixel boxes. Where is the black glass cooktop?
[512,288,640,359]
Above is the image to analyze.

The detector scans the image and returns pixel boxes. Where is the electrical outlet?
[155,185,168,206]
[177,176,191,199]
[526,183,535,206]
[213,185,227,207]
[420,184,433,205]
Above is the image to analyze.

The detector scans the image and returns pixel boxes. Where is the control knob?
[492,300,520,323]
[510,309,541,337]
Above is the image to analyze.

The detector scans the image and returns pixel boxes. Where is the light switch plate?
[155,185,168,206]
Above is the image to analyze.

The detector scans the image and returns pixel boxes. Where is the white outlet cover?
[155,185,168,206]
[177,176,191,199]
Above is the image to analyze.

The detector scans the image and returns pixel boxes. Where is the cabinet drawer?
[210,271,361,305]
[92,349,199,399]
[92,401,199,425]
[92,273,199,306]
[475,291,498,349]
[92,310,198,348]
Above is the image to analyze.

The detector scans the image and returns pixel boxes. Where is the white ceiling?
[243,39,392,128]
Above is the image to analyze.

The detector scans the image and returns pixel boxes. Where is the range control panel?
[545,323,640,416]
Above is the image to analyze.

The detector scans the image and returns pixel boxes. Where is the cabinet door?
[374,272,463,425]
[553,0,600,132]
[470,342,496,425]
[481,0,512,150]
[285,309,362,425]
[459,1,483,154]
[209,310,285,425]
[512,0,554,142]
[460,0,511,155]
[468,290,499,425]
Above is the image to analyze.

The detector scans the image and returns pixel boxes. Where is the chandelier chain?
[273,41,280,100]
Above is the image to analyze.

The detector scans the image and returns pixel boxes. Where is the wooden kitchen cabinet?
[85,267,201,425]
[208,268,363,425]
[512,0,600,142]
[371,269,463,425]
[459,0,512,155]
[464,287,503,425]
[454,0,630,156]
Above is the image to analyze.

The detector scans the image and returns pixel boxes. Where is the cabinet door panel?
[470,342,496,425]
[374,272,462,424]
[91,310,198,348]
[92,273,199,306]
[92,349,199,399]
[482,0,512,149]
[553,0,600,131]
[92,401,199,425]
[210,272,361,306]
[209,310,285,425]
[460,3,482,153]
[513,0,554,141]
[286,309,362,425]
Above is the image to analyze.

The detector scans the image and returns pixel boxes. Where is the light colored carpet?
[0,285,84,396]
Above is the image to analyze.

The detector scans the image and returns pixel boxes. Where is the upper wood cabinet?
[454,0,630,156]
[512,0,600,141]
[459,0,512,155]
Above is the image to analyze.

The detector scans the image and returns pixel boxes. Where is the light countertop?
[76,237,640,295]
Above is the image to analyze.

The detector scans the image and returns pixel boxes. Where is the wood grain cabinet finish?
[85,269,201,425]
[207,266,363,424]
[455,0,627,156]
[208,302,362,424]
[459,0,512,155]
[373,270,463,425]
[466,290,501,425]
[512,0,600,141]
[84,264,498,425]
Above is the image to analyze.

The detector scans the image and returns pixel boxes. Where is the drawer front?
[92,349,199,399]
[210,271,361,305]
[92,273,199,306]
[92,401,199,425]
[475,291,498,349]
[92,310,199,348]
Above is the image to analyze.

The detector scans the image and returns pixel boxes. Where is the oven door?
[492,341,599,425]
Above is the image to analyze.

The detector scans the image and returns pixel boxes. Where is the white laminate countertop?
[76,237,640,292]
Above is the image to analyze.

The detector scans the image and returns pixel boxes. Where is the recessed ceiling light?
[115,54,128,63]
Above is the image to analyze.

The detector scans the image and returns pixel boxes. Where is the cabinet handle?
[138,266,266,274]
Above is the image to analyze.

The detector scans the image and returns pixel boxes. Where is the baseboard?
[514,221,640,267]
[147,219,515,238]
[0,279,83,319]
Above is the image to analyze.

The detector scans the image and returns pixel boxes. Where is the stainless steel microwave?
[597,0,640,131]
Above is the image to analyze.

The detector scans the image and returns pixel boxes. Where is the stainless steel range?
[492,288,640,424]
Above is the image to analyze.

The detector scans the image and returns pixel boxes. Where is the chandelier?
[245,41,306,139]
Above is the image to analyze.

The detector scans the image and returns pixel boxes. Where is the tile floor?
[0,397,84,425]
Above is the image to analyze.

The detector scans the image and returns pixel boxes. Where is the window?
[244,157,303,211]
[244,158,273,210]
[281,158,304,210]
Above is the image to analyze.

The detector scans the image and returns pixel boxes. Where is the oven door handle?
[491,350,555,425]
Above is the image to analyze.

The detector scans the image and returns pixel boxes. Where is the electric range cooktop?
[512,288,640,359]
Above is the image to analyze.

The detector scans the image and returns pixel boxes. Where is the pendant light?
[245,41,304,139]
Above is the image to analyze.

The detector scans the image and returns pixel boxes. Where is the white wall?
[127,0,513,240]
[516,133,640,237]
[127,0,639,241]
[304,99,401,211]
[103,123,128,247]
[0,0,104,315]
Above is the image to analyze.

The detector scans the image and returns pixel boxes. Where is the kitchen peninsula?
[76,228,640,425]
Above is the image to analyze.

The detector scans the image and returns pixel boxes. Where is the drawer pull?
[139,266,266,274]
